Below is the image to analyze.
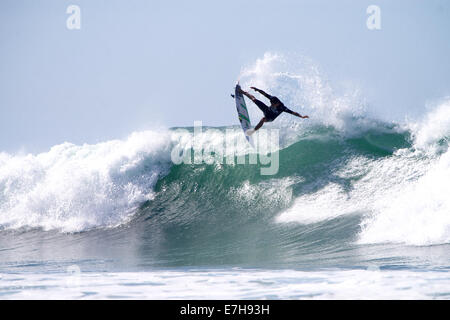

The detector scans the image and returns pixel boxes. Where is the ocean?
[1,110,450,299]
[1,51,450,299]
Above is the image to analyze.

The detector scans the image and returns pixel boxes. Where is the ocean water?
[1,54,450,299]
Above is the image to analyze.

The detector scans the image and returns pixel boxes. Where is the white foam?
[238,52,371,136]
[276,151,432,225]
[359,149,450,246]
[0,130,173,232]
[230,177,300,210]
[276,131,450,246]
[1,268,448,299]
[276,182,361,224]
[274,95,450,246]
[409,98,450,151]
[356,100,450,246]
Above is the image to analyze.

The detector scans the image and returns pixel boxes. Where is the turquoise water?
[1,120,450,298]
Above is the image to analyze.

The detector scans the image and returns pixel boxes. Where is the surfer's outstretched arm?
[250,87,272,100]
[285,108,309,119]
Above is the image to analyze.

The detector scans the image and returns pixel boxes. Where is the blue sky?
[1,0,449,152]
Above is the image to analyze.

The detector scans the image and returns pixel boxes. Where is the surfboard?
[232,84,254,145]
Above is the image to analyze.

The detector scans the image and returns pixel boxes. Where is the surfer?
[238,87,309,135]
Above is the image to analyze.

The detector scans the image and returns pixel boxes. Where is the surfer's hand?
[302,115,309,119]
[250,86,258,91]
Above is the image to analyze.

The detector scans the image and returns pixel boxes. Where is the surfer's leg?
[246,117,265,136]
[254,117,266,131]
[253,99,270,114]
[242,91,256,101]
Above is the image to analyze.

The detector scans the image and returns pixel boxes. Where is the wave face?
[1,53,450,269]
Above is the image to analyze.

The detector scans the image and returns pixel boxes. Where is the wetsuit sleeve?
[255,88,273,100]
[282,106,295,115]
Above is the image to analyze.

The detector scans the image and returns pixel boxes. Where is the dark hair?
[270,96,282,105]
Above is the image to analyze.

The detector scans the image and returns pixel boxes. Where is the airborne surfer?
[238,87,309,135]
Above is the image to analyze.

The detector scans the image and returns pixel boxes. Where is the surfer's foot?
[245,129,255,136]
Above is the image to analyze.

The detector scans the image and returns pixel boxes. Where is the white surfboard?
[232,84,254,146]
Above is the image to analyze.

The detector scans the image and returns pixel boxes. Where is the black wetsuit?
[253,98,294,122]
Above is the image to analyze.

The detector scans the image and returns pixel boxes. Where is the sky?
[0,0,449,153]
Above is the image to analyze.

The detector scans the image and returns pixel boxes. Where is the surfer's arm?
[285,108,309,119]
[250,87,272,100]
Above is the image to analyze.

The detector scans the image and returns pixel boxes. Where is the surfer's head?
[270,96,282,108]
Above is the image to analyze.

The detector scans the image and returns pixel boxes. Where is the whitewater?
[1,53,450,299]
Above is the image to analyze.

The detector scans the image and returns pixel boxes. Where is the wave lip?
[409,98,450,151]
[238,52,371,136]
